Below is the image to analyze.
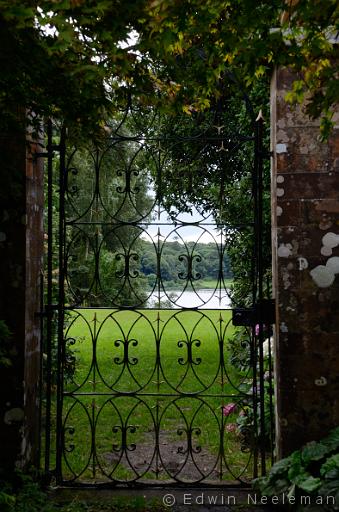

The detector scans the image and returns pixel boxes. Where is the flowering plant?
[223,403,237,416]
[226,322,275,451]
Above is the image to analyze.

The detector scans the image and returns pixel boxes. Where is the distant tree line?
[139,239,232,289]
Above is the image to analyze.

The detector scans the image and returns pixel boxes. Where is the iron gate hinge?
[262,150,273,159]
[36,304,58,318]
[232,307,255,326]
[34,145,61,159]
[232,299,276,327]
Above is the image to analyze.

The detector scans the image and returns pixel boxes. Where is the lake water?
[148,288,232,309]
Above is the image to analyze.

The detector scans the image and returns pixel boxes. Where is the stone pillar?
[24,132,45,467]
[0,118,44,474]
[271,68,339,458]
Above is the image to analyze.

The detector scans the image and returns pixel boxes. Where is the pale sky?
[141,206,222,244]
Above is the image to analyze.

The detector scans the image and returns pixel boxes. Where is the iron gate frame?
[41,91,274,488]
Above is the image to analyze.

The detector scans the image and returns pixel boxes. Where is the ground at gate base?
[49,488,292,512]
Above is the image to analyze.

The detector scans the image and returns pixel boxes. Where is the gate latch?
[232,307,255,326]
[232,299,275,327]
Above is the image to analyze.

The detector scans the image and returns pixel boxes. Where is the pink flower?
[255,324,268,336]
[223,403,236,416]
[225,423,237,433]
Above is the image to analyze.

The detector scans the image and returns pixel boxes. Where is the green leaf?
[0,491,16,506]
[0,357,12,367]
[288,451,304,482]
[301,440,330,464]
[320,114,334,142]
[252,476,269,492]
[271,478,292,494]
[268,455,293,478]
[320,454,339,478]
[253,476,291,496]
[318,480,339,508]
[3,6,35,22]
[323,428,339,452]
[294,473,322,493]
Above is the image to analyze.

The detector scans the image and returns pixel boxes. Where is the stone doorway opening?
[41,86,274,488]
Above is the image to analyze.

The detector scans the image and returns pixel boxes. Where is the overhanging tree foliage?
[0,0,338,137]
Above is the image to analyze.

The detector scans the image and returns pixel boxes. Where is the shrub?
[227,324,274,452]
[253,427,339,511]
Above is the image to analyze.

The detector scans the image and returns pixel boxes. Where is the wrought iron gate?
[42,90,274,487]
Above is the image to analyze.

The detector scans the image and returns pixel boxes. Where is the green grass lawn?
[50,308,254,485]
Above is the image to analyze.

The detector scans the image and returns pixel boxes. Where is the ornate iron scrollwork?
[116,168,140,195]
[46,86,273,487]
[177,339,202,366]
[178,253,202,282]
[113,338,138,366]
[112,425,137,453]
[115,252,139,279]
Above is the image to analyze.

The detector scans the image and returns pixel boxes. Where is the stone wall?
[271,68,339,457]
[0,120,44,473]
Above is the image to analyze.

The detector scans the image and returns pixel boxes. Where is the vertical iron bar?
[91,313,98,479]
[267,332,275,466]
[252,117,259,478]
[156,139,162,309]
[38,271,44,471]
[219,310,224,481]
[56,125,66,483]
[267,277,275,466]
[252,331,258,479]
[155,312,161,478]
[219,229,224,481]
[44,119,53,477]
[266,274,275,466]
[93,149,101,299]
[255,111,266,475]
